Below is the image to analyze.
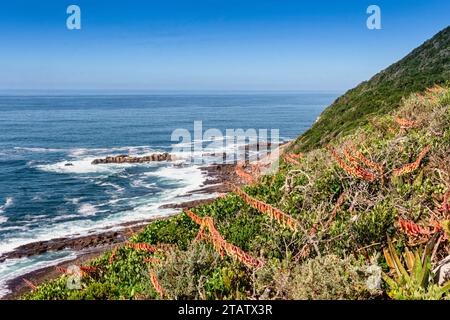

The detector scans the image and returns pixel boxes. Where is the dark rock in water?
[91,153,174,165]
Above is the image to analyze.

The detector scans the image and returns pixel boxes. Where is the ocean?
[0,92,337,296]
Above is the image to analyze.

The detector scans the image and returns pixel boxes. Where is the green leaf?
[387,236,409,281]
[437,281,450,297]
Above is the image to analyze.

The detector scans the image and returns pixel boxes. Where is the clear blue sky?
[0,0,448,91]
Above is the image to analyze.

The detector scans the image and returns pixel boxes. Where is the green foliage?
[150,243,223,299]
[23,275,120,300]
[204,264,251,300]
[383,237,450,300]
[133,213,198,250]
[67,282,120,300]
[439,87,450,106]
[289,255,371,300]
[254,255,374,300]
[101,247,150,298]
[351,201,397,246]
[23,277,71,300]
[314,168,343,199]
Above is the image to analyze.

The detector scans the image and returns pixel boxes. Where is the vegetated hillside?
[26,85,450,300]
[291,26,450,153]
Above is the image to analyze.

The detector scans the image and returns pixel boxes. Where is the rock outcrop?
[91,153,174,165]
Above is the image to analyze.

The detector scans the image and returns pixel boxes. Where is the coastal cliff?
[291,26,450,152]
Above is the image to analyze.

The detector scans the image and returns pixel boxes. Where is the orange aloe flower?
[393,144,431,177]
[55,265,97,277]
[109,245,119,264]
[343,147,359,167]
[185,209,204,225]
[290,153,304,159]
[233,186,300,232]
[348,142,383,173]
[126,243,158,253]
[283,154,302,166]
[325,192,346,228]
[150,269,164,298]
[329,146,376,182]
[185,210,263,268]
[398,219,431,237]
[395,117,417,129]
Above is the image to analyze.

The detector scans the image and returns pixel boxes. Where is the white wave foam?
[32,137,268,176]
[0,198,13,223]
[0,226,28,232]
[129,178,156,190]
[67,197,82,205]
[25,144,163,175]
[144,164,206,195]
[14,145,157,157]
[0,197,13,214]
[0,250,77,298]
[49,214,81,222]
[0,146,217,286]
[67,145,156,158]
[35,156,160,175]
[31,195,43,202]
[0,204,173,256]
[35,158,120,174]
[0,164,209,256]
[14,147,66,153]
[98,182,125,193]
[170,135,280,165]
[77,203,98,216]
[22,214,48,222]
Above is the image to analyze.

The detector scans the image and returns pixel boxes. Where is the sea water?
[0,92,337,296]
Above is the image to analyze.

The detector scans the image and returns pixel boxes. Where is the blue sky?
[0,0,448,91]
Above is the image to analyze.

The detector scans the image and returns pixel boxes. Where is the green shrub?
[23,277,70,300]
[289,255,370,300]
[133,213,198,250]
[383,237,450,300]
[149,243,222,299]
[204,264,251,300]
[352,201,396,246]
[67,282,119,300]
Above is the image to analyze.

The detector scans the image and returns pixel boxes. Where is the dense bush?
[289,255,371,300]
[351,201,396,247]
[149,243,222,299]
[254,255,373,300]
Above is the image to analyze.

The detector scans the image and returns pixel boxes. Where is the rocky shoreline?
[1,141,287,299]
[1,161,244,300]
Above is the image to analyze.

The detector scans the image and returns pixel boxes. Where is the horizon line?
[0,89,344,96]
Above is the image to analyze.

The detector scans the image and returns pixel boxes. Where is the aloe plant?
[383,235,450,300]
